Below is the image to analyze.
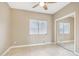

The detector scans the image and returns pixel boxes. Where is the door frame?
[54,12,77,53]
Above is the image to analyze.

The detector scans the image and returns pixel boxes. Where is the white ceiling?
[8,2,70,14]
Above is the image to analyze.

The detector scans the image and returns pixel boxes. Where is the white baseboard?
[11,42,55,48]
[57,40,74,44]
[2,42,55,56]
[1,47,12,56]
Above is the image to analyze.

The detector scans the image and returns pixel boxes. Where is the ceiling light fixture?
[39,2,44,7]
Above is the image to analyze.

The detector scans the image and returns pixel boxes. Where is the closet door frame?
[54,12,76,54]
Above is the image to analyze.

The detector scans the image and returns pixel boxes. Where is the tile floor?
[5,44,77,56]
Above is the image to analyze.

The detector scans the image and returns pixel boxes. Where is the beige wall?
[0,3,11,55]
[75,8,79,53]
[54,2,79,53]
[56,17,74,42]
[11,9,54,46]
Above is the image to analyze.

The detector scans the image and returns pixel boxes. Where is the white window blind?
[29,19,47,35]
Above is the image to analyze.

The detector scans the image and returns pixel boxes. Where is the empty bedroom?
[0,2,79,56]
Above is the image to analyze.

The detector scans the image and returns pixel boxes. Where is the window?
[59,23,70,34]
[29,20,39,34]
[29,19,47,35]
